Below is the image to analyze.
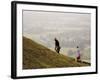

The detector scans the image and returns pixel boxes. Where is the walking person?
[54,38,61,53]
[76,46,81,62]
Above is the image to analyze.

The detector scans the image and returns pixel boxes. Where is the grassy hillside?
[23,37,90,69]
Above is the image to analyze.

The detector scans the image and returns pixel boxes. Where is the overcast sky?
[23,10,91,50]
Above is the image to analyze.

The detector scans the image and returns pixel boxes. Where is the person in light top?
[76,46,81,62]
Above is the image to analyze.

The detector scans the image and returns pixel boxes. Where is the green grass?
[23,37,90,69]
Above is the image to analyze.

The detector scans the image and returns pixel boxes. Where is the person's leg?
[58,46,60,53]
[77,56,80,62]
[55,46,58,53]
[57,46,60,53]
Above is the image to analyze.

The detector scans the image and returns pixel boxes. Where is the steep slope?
[23,37,90,69]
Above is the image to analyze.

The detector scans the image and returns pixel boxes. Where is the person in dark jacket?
[54,38,61,53]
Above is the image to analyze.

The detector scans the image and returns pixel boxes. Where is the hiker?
[54,38,61,53]
[76,46,81,62]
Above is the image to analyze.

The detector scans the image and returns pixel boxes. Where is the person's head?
[77,46,79,48]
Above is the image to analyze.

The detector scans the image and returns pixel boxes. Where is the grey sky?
[23,10,91,48]
[23,10,91,62]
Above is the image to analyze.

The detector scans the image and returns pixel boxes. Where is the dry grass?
[23,37,90,69]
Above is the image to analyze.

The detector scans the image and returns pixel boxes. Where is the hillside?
[23,37,90,69]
